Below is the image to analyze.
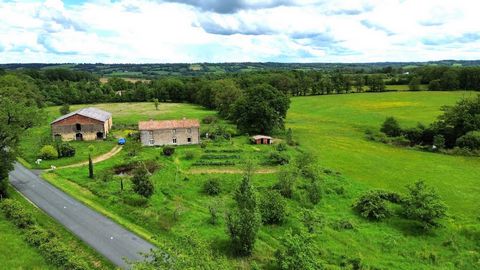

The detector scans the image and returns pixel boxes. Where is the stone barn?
[251,135,273,145]
[139,119,200,146]
[51,107,112,141]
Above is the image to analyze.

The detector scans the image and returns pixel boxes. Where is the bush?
[332,219,355,231]
[390,136,411,147]
[57,143,75,158]
[163,145,175,156]
[307,181,322,205]
[274,169,296,198]
[276,142,287,151]
[402,181,447,231]
[202,115,217,124]
[184,151,195,160]
[259,190,286,225]
[380,117,402,137]
[203,178,221,196]
[59,104,70,115]
[275,230,321,270]
[353,190,399,220]
[456,131,480,150]
[0,199,35,229]
[131,166,154,198]
[433,134,446,149]
[268,151,290,165]
[39,145,58,160]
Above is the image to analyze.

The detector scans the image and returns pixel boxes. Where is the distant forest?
[2,60,480,78]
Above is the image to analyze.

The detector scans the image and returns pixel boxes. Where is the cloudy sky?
[1,0,479,63]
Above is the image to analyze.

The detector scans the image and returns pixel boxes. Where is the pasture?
[35,92,480,269]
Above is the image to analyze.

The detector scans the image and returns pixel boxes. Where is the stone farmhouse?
[138,119,200,146]
[51,107,112,141]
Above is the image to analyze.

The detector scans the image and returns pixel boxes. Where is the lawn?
[41,94,480,269]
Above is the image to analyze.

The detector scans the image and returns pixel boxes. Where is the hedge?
[0,199,91,270]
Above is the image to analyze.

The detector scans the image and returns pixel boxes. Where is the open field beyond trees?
[22,91,480,269]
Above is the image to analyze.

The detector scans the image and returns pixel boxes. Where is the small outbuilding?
[251,135,273,145]
[138,118,200,146]
[51,107,112,141]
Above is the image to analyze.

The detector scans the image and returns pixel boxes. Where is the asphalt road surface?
[9,163,156,269]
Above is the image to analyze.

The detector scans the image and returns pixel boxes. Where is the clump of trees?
[375,95,480,154]
[353,181,447,231]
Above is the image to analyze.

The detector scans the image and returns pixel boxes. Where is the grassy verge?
[2,186,115,269]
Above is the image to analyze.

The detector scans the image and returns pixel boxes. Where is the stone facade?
[140,127,200,146]
[51,114,112,141]
[138,119,200,146]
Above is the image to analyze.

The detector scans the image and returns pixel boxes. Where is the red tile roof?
[138,119,200,130]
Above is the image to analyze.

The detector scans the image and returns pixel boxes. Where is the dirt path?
[52,145,123,170]
[188,167,278,174]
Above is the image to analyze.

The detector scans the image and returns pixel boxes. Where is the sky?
[0,0,479,63]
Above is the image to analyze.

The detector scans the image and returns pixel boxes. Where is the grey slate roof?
[51,107,112,124]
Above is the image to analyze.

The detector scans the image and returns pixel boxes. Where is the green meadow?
[26,92,480,269]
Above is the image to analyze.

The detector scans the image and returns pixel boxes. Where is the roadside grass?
[1,187,115,270]
[37,95,480,268]
[0,209,51,269]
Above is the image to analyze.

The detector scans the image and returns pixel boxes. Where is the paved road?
[9,163,156,269]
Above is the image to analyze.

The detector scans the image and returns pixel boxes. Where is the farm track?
[52,145,123,170]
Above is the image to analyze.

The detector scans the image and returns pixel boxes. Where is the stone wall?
[140,127,200,146]
[51,114,111,141]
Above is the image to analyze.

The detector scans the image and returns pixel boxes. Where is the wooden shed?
[251,135,273,145]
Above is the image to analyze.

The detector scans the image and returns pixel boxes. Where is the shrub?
[59,104,70,115]
[276,142,288,152]
[275,229,321,270]
[402,181,447,231]
[390,136,411,147]
[353,190,399,220]
[433,134,446,149]
[274,169,296,198]
[202,115,217,124]
[307,181,322,205]
[259,190,286,225]
[208,204,219,225]
[203,178,221,196]
[131,166,154,198]
[39,145,58,160]
[302,209,322,233]
[184,151,195,160]
[57,143,75,158]
[332,219,355,231]
[456,131,480,150]
[200,141,208,148]
[0,199,35,229]
[380,117,402,137]
[97,170,113,182]
[163,145,175,156]
[268,151,290,165]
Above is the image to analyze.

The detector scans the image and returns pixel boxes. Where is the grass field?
[287,91,480,217]
[38,93,480,269]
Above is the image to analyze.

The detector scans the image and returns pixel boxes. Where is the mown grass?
[40,95,480,269]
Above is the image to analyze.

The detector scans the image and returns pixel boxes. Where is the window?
[187,137,192,143]
[75,123,81,131]
[187,128,192,133]
[173,138,177,144]
[172,129,176,134]
[149,139,154,145]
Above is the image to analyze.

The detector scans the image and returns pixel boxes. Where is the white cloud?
[0,0,479,63]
